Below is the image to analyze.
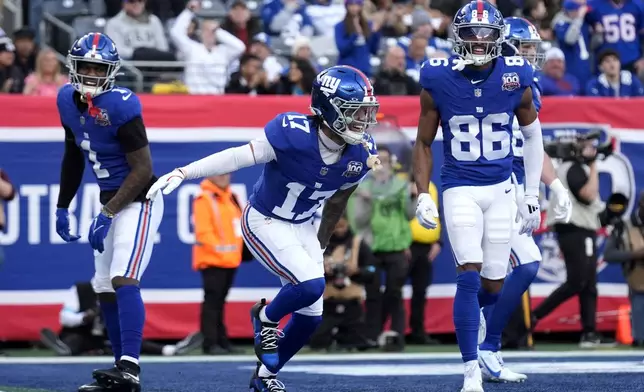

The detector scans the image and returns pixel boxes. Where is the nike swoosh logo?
[122,93,131,101]
[505,189,512,193]
[471,79,484,84]
[92,225,104,234]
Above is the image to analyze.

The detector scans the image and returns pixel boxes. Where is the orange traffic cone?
[615,304,633,345]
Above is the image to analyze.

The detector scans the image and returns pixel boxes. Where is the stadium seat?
[88,0,106,16]
[269,36,292,57]
[196,0,228,19]
[43,0,90,22]
[72,16,106,37]
[246,0,260,16]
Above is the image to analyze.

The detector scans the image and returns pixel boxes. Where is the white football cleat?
[478,309,486,345]
[461,360,484,392]
[478,349,527,383]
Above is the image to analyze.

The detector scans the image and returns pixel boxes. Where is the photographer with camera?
[309,215,378,351]
[532,131,614,347]
[604,192,644,347]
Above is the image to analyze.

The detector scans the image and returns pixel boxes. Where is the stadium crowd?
[1,0,644,96]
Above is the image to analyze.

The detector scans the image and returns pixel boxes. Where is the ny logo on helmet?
[319,74,341,97]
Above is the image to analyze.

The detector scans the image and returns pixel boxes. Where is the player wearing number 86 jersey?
[56,32,162,392]
[146,65,380,392]
[412,2,544,391]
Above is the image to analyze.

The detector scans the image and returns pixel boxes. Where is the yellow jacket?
[410,182,441,244]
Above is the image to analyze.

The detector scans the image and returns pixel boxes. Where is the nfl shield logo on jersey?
[343,161,363,177]
[95,109,111,126]
[320,167,328,176]
[501,72,520,91]
[474,88,482,97]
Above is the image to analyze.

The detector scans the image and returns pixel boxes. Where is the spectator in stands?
[274,57,316,95]
[291,36,322,72]
[261,0,315,37]
[305,0,347,38]
[221,0,263,49]
[335,0,382,77]
[373,46,419,96]
[22,48,67,96]
[248,33,284,83]
[552,1,593,93]
[0,36,20,93]
[403,33,429,82]
[226,53,274,94]
[586,49,644,97]
[397,12,452,64]
[171,1,246,94]
[376,2,408,37]
[105,0,173,61]
[10,27,38,94]
[523,0,552,39]
[539,47,581,96]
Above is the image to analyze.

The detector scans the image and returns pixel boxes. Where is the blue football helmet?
[452,0,505,66]
[310,65,379,145]
[504,17,545,69]
[67,32,121,97]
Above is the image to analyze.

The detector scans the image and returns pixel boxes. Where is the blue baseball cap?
[563,0,582,11]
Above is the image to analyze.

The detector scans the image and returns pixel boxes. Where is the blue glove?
[55,208,81,242]
[88,212,113,253]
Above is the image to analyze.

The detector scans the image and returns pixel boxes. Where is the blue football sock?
[481,262,539,352]
[100,300,122,362]
[116,285,145,364]
[454,270,481,363]
[264,278,325,322]
[478,287,500,308]
[267,313,321,373]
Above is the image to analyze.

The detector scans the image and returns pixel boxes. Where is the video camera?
[599,193,629,230]
[328,263,376,289]
[544,129,614,164]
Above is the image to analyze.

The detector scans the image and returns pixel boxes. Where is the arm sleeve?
[116,117,148,153]
[566,163,591,204]
[519,117,545,197]
[182,136,276,180]
[59,287,85,328]
[215,28,247,63]
[170,9,201,57]
[57,125,85,209]
[563,18,584,46]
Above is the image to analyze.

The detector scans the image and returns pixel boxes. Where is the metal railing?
[2,0,23,33]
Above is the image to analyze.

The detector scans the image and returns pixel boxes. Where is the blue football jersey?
[249,112,377,224]
[586,0,644,66]
[419,56,533,190]
[57,84,142,192]
[511,75,542,185]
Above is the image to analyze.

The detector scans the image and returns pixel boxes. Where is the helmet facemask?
[328,97,379,145]
[508,38,545,69]
[454,24,503,66]
[67,56,120,97]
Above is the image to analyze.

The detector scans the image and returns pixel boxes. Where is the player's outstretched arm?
[412,89,440,230]
[515,87,544,198]
[317,184,359,249]
[146,138,276,199]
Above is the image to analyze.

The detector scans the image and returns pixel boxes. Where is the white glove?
[549,178,573,224]
[451,57,475,71]
[415,193,439,229]
[511,173,540,236]
[146,168,186,199]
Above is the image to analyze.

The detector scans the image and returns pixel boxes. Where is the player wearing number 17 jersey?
[146,65,380,392]
[55,33,162,392]
[412,2,544,391]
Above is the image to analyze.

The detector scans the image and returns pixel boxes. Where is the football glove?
[55,208,81,242]
[88,212,113,253]
[517,195,541,236]
[415,193,439,229]
[549,178,573,224]
[146,168,186,199]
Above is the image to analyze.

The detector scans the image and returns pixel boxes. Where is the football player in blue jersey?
[586,0,644,73]
[476,17,574,384]
[412,2,545,391]
[146,65,380,392]
[55,32,163,392]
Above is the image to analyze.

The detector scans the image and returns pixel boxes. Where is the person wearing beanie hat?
[585,0,644,74]
[539,47,581,96]
[334,0,382,77]
[551,0,593,91]
[0,36,19,93]
[586,49,644,97]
